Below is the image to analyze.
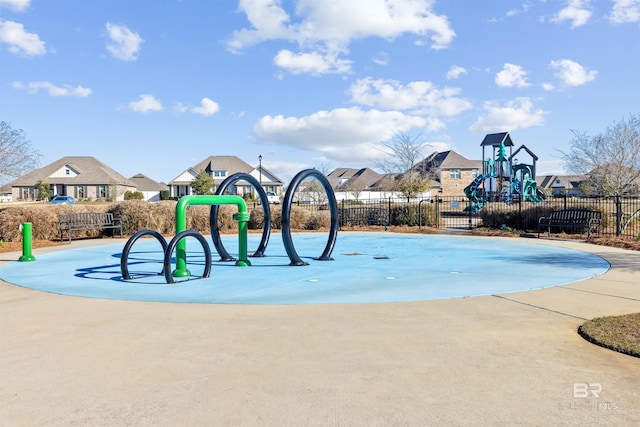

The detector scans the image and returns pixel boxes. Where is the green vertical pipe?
[173,195,250,277]
[233,211,251,266]
[19,222,36,262]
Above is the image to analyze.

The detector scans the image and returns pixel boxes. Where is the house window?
[22,187,35,200]
[471,168,478,179]
[77,185,86,199]
[450,169,461,179]
[98,185,108,199]
[65,168,70,175]
[213,170,227,177]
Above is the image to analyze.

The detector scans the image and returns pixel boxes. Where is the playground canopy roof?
[480,132,514,147]
[511,145,539,162]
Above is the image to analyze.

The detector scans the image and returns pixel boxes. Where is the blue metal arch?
[163,230,212,284]
[281,169,338,266]
[120,229,168,280]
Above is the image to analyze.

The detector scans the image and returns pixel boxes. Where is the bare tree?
[0,121,41,184]
[375,131,432,200]
[300,163,332,204]
[562,114,640,196]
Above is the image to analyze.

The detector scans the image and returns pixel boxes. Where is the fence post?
[518,197,522,230]
[563,194,568,210]
[387,197,391,227]
[616,195,622,236]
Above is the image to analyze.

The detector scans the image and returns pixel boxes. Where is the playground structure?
[120,169,339,284]
[464,132,546,212]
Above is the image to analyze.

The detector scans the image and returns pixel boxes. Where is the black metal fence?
[301,196,640,239]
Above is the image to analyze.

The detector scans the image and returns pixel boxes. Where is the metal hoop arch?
[163,230,212,284]
[211,172,272,260]
[281,169,339,266]
[120,229,168,280]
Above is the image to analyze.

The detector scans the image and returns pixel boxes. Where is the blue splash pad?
[0,233,609,304]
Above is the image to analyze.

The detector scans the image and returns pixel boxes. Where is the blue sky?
[1,0,639,185]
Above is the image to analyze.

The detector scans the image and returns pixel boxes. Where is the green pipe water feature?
[19,222,36,262]
[173,195,250,278]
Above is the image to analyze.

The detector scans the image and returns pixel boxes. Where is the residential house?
[414,150,483,198]
[168,155,284,198]
[129,173,169,202]
[537,175,586,197]
[0,183,12,202]
[5,156,137,201]
[323,150,483,201]
[325,168,386,201]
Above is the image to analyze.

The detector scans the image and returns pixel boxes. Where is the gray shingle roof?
[193,156,254,175]
[129,173,168,191]
[416,150,482,173]
[336,168,382,191]
[8,156,136,187]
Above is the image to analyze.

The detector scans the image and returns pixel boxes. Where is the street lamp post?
[258,155,262,190]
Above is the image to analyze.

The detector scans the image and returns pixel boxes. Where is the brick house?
[325,150,482,200]
[414,151,483,198]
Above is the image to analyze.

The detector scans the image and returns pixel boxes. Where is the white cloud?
[274,49,352,75]
[537,158,567,175]
[12,81,91,97]
[226,0,455,75]
[495,63,531,88]
[469,97,548,133]
[551,0,592,28]
[542,82,555,91]
[225,0,295,53]
[190,98,220,116]
[0,19,45,57]
[0,0,29,12]
[105,22,143,61]
[349,77,472,117]
[254,107,426,163]
[373,51,389,66]
[609,0,640,23]
[549,59,597,86]
[446,65,467,80]
[128,94,162,113]
[506,2,532,17]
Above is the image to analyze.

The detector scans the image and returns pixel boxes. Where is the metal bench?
[58,212,123,242]
[538,208,602,239]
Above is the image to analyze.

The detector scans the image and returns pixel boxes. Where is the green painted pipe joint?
[233,212,251,222]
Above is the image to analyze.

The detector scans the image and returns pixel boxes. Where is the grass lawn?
[579,314,640,358]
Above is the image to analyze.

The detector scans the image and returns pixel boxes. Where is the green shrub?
[389,204,435,226]
[124,191,144,200]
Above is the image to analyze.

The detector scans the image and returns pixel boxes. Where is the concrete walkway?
[1,236,638,426]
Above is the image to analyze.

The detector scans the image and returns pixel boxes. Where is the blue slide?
[464,175,488,212]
